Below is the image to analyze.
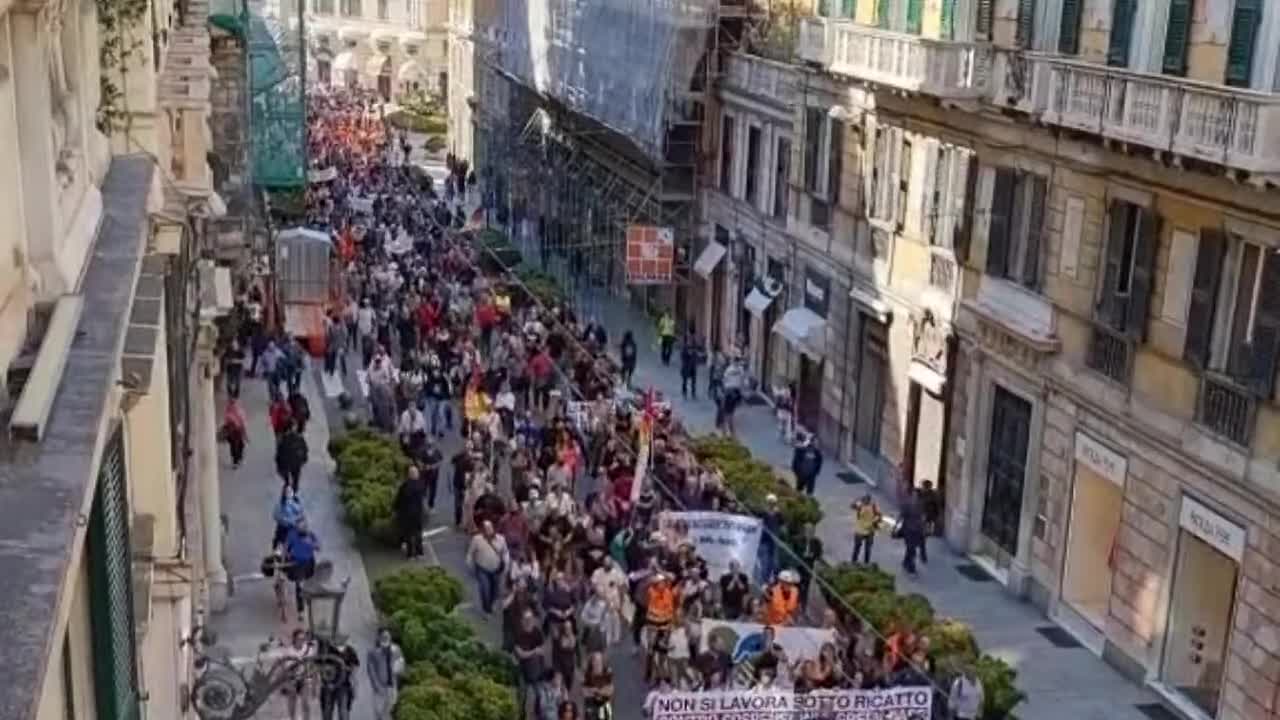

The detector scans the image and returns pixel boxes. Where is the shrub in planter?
[374,567,465,615]
[974,654,1026,719]
[927,618,980,669]
[395,671,518,720]
[819,562,896,598]
[331,430,409,544]
[689,435,823,535]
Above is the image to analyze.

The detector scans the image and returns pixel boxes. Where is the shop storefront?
[1154,496,1245,719]
[693,227,730,350]
[1056,431,1127,651]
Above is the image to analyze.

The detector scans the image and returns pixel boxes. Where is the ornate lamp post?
[188,562,353,720]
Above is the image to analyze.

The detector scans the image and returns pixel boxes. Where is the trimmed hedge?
[688,435,822,540]
[513,263,566,307]
[329,428,409,545]
[374,568,519,720]
[819,563,1025,719]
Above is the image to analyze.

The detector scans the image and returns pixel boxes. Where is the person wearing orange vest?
[644,571,679,647]
[762,569,802,626]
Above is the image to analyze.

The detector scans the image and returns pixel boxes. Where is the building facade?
[303,0,447,100]
[0,0,219,716]
[788,1,1280,719]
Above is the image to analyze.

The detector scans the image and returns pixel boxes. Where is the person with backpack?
[276,420,309,491]
[618,332,638,387]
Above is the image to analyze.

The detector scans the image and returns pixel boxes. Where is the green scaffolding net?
[210,0,306,189]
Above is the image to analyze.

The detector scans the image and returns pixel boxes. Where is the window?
[719,114,735,195]
[377,0,388,19]
[340,0,359,16]
[1107,0,1137,67]
[745,126,762,207]
[869,125,903,226]
[407,0,421,26]
[1186,229,1280,396]
[985,167,1048,290]
[1225,0,1261,87]
[1096,198,1157,337]
[318,0,333,13]
[772,136,791,220]
[923,143,975,254]
[976,0,994,39]
[803,107,823,196]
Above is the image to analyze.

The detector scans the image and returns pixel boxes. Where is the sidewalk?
[209,370,379,720]
[584,287,1156,720]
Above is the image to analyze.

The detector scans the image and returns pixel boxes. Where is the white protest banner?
[701,620,837,686]
[651,687,933,720]
[658,511,762,579]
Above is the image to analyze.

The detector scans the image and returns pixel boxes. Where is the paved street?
[210,370,379,720]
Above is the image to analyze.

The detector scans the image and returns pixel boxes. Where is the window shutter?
[1100,200,1130,330]
[955,153,979,262]
[1059,0,1083,54]
[1184,229,1225,368]
[1016,0,1036,48]
[922,142,940,243]
[1247,254,1280,397]
[829,120,845,206]
[876,0,890,28]
[887,130,903,224]
[1162,0,1192,76]
[842,0,856,18]
[1022,175,1048,289]
[906,0,923,34]
[1225,0,1260,87]
[1124,208,1159,340]
[804,109,822,193]
[975,0,994,38]
[986,168,1015,277]
[1108,0,1136,67]
[940,0,955,39]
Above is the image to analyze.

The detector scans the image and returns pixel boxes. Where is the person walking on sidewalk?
[223,340,245,398]
[466,519,510,614]
[324,310,348,377]
[791,432,823,496]
[276,420,309,491]
[366,628,405,720]
[221,397,248,468]
[619,331,638,387]
[895,487,927,575]
[657,312,676,366]
[707,351,725,403]
[679,332,704,400]
[948,665,985,720]
[318,641,359,720]
[851,493,882,564]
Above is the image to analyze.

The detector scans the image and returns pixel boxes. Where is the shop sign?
[1074,432,1126,487]
[1179,496,1246,563]
[804,267,831,318]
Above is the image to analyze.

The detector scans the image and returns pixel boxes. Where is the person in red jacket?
[269,395,293,437]
[528,346,555,412]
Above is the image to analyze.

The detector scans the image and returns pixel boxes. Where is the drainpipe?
[836,285,854,461]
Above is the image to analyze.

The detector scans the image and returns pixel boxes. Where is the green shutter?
[842,0,856,18]
[1015,0,1036,48]
[1107,0,1137,67]
[906,0,923,34]
[1185,229,1225,369]
[1225,0,1261,87]
[1059,0,1083,54]
[89,427,141,720]
[940,0,955,39]
[1162,0,1192,76]
[876,0,890,28]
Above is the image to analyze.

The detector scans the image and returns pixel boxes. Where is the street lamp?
[187,561,353,720]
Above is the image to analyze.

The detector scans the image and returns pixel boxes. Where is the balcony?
[1196,374,1256,446]
[723,53,800,106]
[1085,324,1132,384]
[798,17,991,99]
[1016,54,1280,176]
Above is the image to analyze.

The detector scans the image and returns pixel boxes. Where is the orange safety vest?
[763,583,800,626]
[646,582,677,625]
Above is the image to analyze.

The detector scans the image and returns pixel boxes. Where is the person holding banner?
[762,570,802,627]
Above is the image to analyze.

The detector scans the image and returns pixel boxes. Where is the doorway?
[1161,531,1238,718]
[378,63,393,100]
[711,265,725,350]
[979,386,1032,567]
[1061,466,1123,632]
[853,317,887,457]
[797,355,822,433]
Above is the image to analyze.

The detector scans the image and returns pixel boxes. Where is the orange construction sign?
[625,225,674,285]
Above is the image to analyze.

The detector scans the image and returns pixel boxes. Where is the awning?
[693,240,727,278]
[365,54,390,78]
[743,287,774,317]
[772,307,827,359]
[909,360,946,395]
[332,51,357,73]
[398,59,424,83]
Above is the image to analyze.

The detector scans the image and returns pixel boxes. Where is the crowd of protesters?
[225,87,985,720]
